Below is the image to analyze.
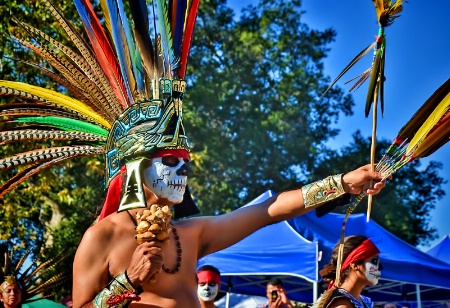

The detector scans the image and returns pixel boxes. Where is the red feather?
[179,0,200,79]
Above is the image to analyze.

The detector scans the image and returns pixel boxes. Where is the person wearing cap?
[197,265,221,308]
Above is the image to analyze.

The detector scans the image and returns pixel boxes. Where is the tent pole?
[314,241,319,302]
[225,276,232,308]
[415,284,422,308]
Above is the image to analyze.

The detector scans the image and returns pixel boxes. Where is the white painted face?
[143,156,188,203]
[197,282,219,302]
[365,255,381,285]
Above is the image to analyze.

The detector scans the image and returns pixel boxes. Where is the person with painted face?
[196,265,221,308]
[314,235,382,308]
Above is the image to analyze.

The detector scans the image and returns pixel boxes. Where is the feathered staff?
[334,78,450,285]
[0,0,200,197]
[322,0,403,220]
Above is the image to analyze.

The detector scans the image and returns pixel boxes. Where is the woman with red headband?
[315,235,382,308]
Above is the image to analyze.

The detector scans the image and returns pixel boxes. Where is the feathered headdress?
[0,0,201,218]
[0,247,68,301]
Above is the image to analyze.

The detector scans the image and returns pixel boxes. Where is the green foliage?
[185,0,353,214]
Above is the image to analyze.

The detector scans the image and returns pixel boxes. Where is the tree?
[185,0,353,214]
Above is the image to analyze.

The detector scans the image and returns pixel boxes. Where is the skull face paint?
[365,256,381,285]
[143,156,188,203]
[197,282,219,302]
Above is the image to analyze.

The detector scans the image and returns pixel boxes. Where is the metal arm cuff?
[93,272,136,308]
[301,174,346,208]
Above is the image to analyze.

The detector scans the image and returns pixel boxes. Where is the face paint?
[143,156,188,203]
[365,256,381,285]
[197,282,219,302]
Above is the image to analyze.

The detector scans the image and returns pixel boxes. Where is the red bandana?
[341,238,380,272]
[197,270,221,285]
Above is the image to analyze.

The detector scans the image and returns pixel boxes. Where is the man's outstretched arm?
[197,164,387,257]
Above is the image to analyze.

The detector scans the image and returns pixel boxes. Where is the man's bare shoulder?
[79,213,127,247]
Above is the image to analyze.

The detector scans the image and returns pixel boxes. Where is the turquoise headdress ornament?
[0,0,201,218]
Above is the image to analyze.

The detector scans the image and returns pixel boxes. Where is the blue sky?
[228,0,450,249]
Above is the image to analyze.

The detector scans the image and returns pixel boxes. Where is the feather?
[397,78,450,141]
[179,0,200,79]
[172,0,188,61]
[13,116,109,137]
[0,81,111,129]
[0,146,104,198]
[321,42,375,98]
[72,0,131,108]
[365,48,382,117]
[155,0,176,77]
[414,112,450,158]
[405,90,450,156]
[0,129,107,146]
[106,0,144,103]
[0,145,104,172]
[128,0,155,81]
[10,36,119,121]
[14,248,33,273]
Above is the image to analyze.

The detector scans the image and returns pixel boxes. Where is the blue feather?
[173,0,187,61]
[104,0,136,101]
[115,0,145,95]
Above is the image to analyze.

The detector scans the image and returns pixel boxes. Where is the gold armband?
[93,272,140,308]
[301,174,346,208]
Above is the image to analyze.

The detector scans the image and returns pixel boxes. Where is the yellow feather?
[406,92,450,156]
[0,81,111,129]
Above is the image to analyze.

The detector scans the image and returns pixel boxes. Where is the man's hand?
[342,164,388,195]
[125,241,164,287]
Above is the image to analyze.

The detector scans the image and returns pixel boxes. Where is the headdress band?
[197,270,221,285]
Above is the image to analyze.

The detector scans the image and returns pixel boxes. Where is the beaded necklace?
[127,211,182,274]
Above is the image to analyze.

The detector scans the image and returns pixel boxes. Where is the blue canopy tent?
[288,211,450,304]
[426,235,450,263]
[198,191,320,306]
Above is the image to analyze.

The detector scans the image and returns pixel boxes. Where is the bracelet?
[301,174,346,208]
[93,272,141,308]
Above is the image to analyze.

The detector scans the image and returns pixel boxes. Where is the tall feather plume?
[155,0,177,78]
[128,0,156,81]
[102,0,138,102]
[72,0,131,108]
[42,0,124,116]
[179,0,200,78]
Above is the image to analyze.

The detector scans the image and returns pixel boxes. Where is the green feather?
[14,116,109,137]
